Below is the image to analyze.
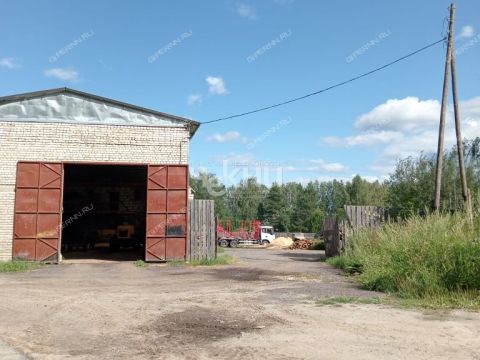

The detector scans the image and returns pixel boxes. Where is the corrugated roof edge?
[0,87,200,137]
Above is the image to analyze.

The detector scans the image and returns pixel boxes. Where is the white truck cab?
[260,226,276,244]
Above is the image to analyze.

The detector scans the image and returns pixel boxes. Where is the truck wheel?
[219,239,229,247]
[262,240,269,245]
[229,240,238,248]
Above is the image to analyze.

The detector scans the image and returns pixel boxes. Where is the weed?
[316,296,382,306]
[0,261,42,273]
[134,260,146,268]
[167,259,186,267]
[189,254,234,267]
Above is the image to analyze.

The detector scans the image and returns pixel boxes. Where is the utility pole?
[451,35,473,220]
[433,3,455,213]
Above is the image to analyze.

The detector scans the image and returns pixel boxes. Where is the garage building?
[0,88,200,262]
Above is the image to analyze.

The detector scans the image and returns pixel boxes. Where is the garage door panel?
[166,214,186,237]
[38,189,61,213]
[15,189,38,212]
[167,190,187,213]
[16,163,39,187]
[40,163,62,188]
[13,162,63,262]
[12,238,36,260]
[37,214,60,238]
[167,166,187,189]
[166,238,186,260]
[146,165,188,262]
[148,166,167,190]
[147,214,166,237]
[36,239,59,262]
[147,190,167,212]
[145,238,166,261]
[14,214,37,238]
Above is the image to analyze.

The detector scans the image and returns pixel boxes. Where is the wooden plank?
[188,199,215,261]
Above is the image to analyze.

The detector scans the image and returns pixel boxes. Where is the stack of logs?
[289,239,314,250]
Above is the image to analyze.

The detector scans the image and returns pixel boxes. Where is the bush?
[311,240,325,250]
[327,213,480,304]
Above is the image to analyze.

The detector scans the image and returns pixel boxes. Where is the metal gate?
[12,162,63,261]
[145,165,188,261]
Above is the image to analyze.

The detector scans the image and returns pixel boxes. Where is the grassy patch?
[189,254,234,267]
[327,213,480,309]
[311,240,325,250]
[216,246,225,254]
[316,296,383,306]
[133,260,146,268]
[0,261,42,273]
[167,259,186,267]
[396,291,480,310]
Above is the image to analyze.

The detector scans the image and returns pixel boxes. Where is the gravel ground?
[0,248,478,359]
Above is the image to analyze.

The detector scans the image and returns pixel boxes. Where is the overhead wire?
[201,37,446,125]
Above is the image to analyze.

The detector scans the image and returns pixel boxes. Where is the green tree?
[346,175,388,206]
[292,182,318,231]
[228,177,267,225]
[190,172,230,219]
[309,208,325,233]
[263,183,288,231]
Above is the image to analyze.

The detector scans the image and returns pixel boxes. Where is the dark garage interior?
[61,164,147,261]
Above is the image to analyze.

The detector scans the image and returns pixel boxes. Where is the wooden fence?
[323,205,389,257]
[188,200,216,261]
[344,205,389,230]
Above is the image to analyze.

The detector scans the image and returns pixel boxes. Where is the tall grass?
[327,213,480,308]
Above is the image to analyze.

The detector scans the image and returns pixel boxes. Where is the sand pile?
[266,237,294,249]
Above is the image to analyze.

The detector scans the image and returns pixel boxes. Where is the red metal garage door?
[146,165,188,262]
[12,162,63,261]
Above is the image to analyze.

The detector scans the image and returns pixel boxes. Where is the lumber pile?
[289,239,313,250]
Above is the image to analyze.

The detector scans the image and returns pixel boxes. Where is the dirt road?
[0,248,479,359]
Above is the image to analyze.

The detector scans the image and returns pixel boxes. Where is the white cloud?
[206,76,228,95]
[459,25,474,39]
[44,67,80,82]
[321,96,480,178]
[321,131,402,147]
[207,131,245,143]
[187,94,203,106]
[308,159,348,173]
[0,57,20,69]
[236,3,258,19]
[355,97,440,131]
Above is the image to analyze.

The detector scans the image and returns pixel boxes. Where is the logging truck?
[217,220,275,247]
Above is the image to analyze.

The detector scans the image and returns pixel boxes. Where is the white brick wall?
[0,121,190,260]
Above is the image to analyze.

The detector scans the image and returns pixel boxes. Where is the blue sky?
[1,0,480,187]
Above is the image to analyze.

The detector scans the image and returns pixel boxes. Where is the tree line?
[190,138,480,232]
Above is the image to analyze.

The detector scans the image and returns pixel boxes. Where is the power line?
[202,37,446,125]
